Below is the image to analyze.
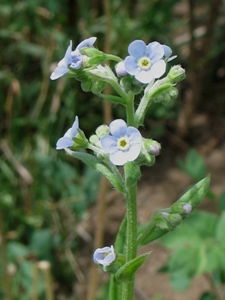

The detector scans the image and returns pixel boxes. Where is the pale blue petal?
[168,55,177,62]
[76,37,97,50]
[124,56,140,75]
[101,135,117,153]
[70,116,79,137]
[64,40,73,64]
[151,60,166,78]
[128,40,146,58]
[127,127,142,143]
[56,136,73,150]
[162,45,172,58]
[109,119,127,137]
[110,150,128,166]
[135,70,154,84]
[104,252,116,266]
[127,144,141,161]
[147,41,164,62]
[50,65,68,80]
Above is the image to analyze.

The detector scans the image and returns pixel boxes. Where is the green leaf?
[176,149,207,181]
[7,242,29,261]
[170,271,192,292]
[161,223,201,249]
[124,162,141,188]
[217,189,225,211]
[195,242,225,275]
[30,229,53,259]
[115,215,127,254]
[69,151,125,193]
[216,211,225,246]
[114,252,151,282]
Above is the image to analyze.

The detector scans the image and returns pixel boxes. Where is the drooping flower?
[93,245,116,267]
[56,116,79,150]
[100,119,142,166]
[124,40,167,84]
[50,37,97,80]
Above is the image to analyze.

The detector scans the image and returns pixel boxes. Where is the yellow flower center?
[138,56,151,70]
[118,137,130,150]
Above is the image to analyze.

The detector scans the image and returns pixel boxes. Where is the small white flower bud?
[115,61,128,77]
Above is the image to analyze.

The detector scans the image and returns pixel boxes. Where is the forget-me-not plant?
[51,36,210,300]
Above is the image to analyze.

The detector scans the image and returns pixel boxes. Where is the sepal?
[114,252,152,282]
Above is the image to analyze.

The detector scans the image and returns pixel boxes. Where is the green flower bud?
[167,65,186,83]
[144,78,174,99]
[168,213,183,227]
[91,80,107,95]
[95,125,110,138]
[143,138,161,156]
[120,76,144,95]
[87,65,117,82]
[89,134,101,147]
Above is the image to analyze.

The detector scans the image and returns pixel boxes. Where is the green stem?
[134,92,152,127]
[108,79,128,101]
[121,165,138,300]
[125,91,135,126]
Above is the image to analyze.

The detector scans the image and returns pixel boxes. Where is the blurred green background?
[1,0,225,299]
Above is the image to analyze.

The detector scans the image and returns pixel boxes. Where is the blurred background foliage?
[0,0,225,299]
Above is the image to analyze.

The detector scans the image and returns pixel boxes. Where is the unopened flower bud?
[96,125,110,138]
[182,203,192,214]
[168,87,178,99]
[115,61,128,77]
[168,213,183,227]
[167,65,186,83]
[143,139,161,155]
[89,134,101,147]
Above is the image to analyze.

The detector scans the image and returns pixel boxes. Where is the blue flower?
[124,40,166,84]
[56,116,79,150]
[93,245,115,267]
[100,119,142,166]
[50,37,97,80]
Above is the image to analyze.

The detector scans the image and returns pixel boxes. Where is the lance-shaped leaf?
[114,215,127,254]
[68,150,125,193]
[114,252,151,282]
[137,175,210,246]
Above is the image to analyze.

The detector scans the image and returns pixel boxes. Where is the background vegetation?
[0,0,225,299]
